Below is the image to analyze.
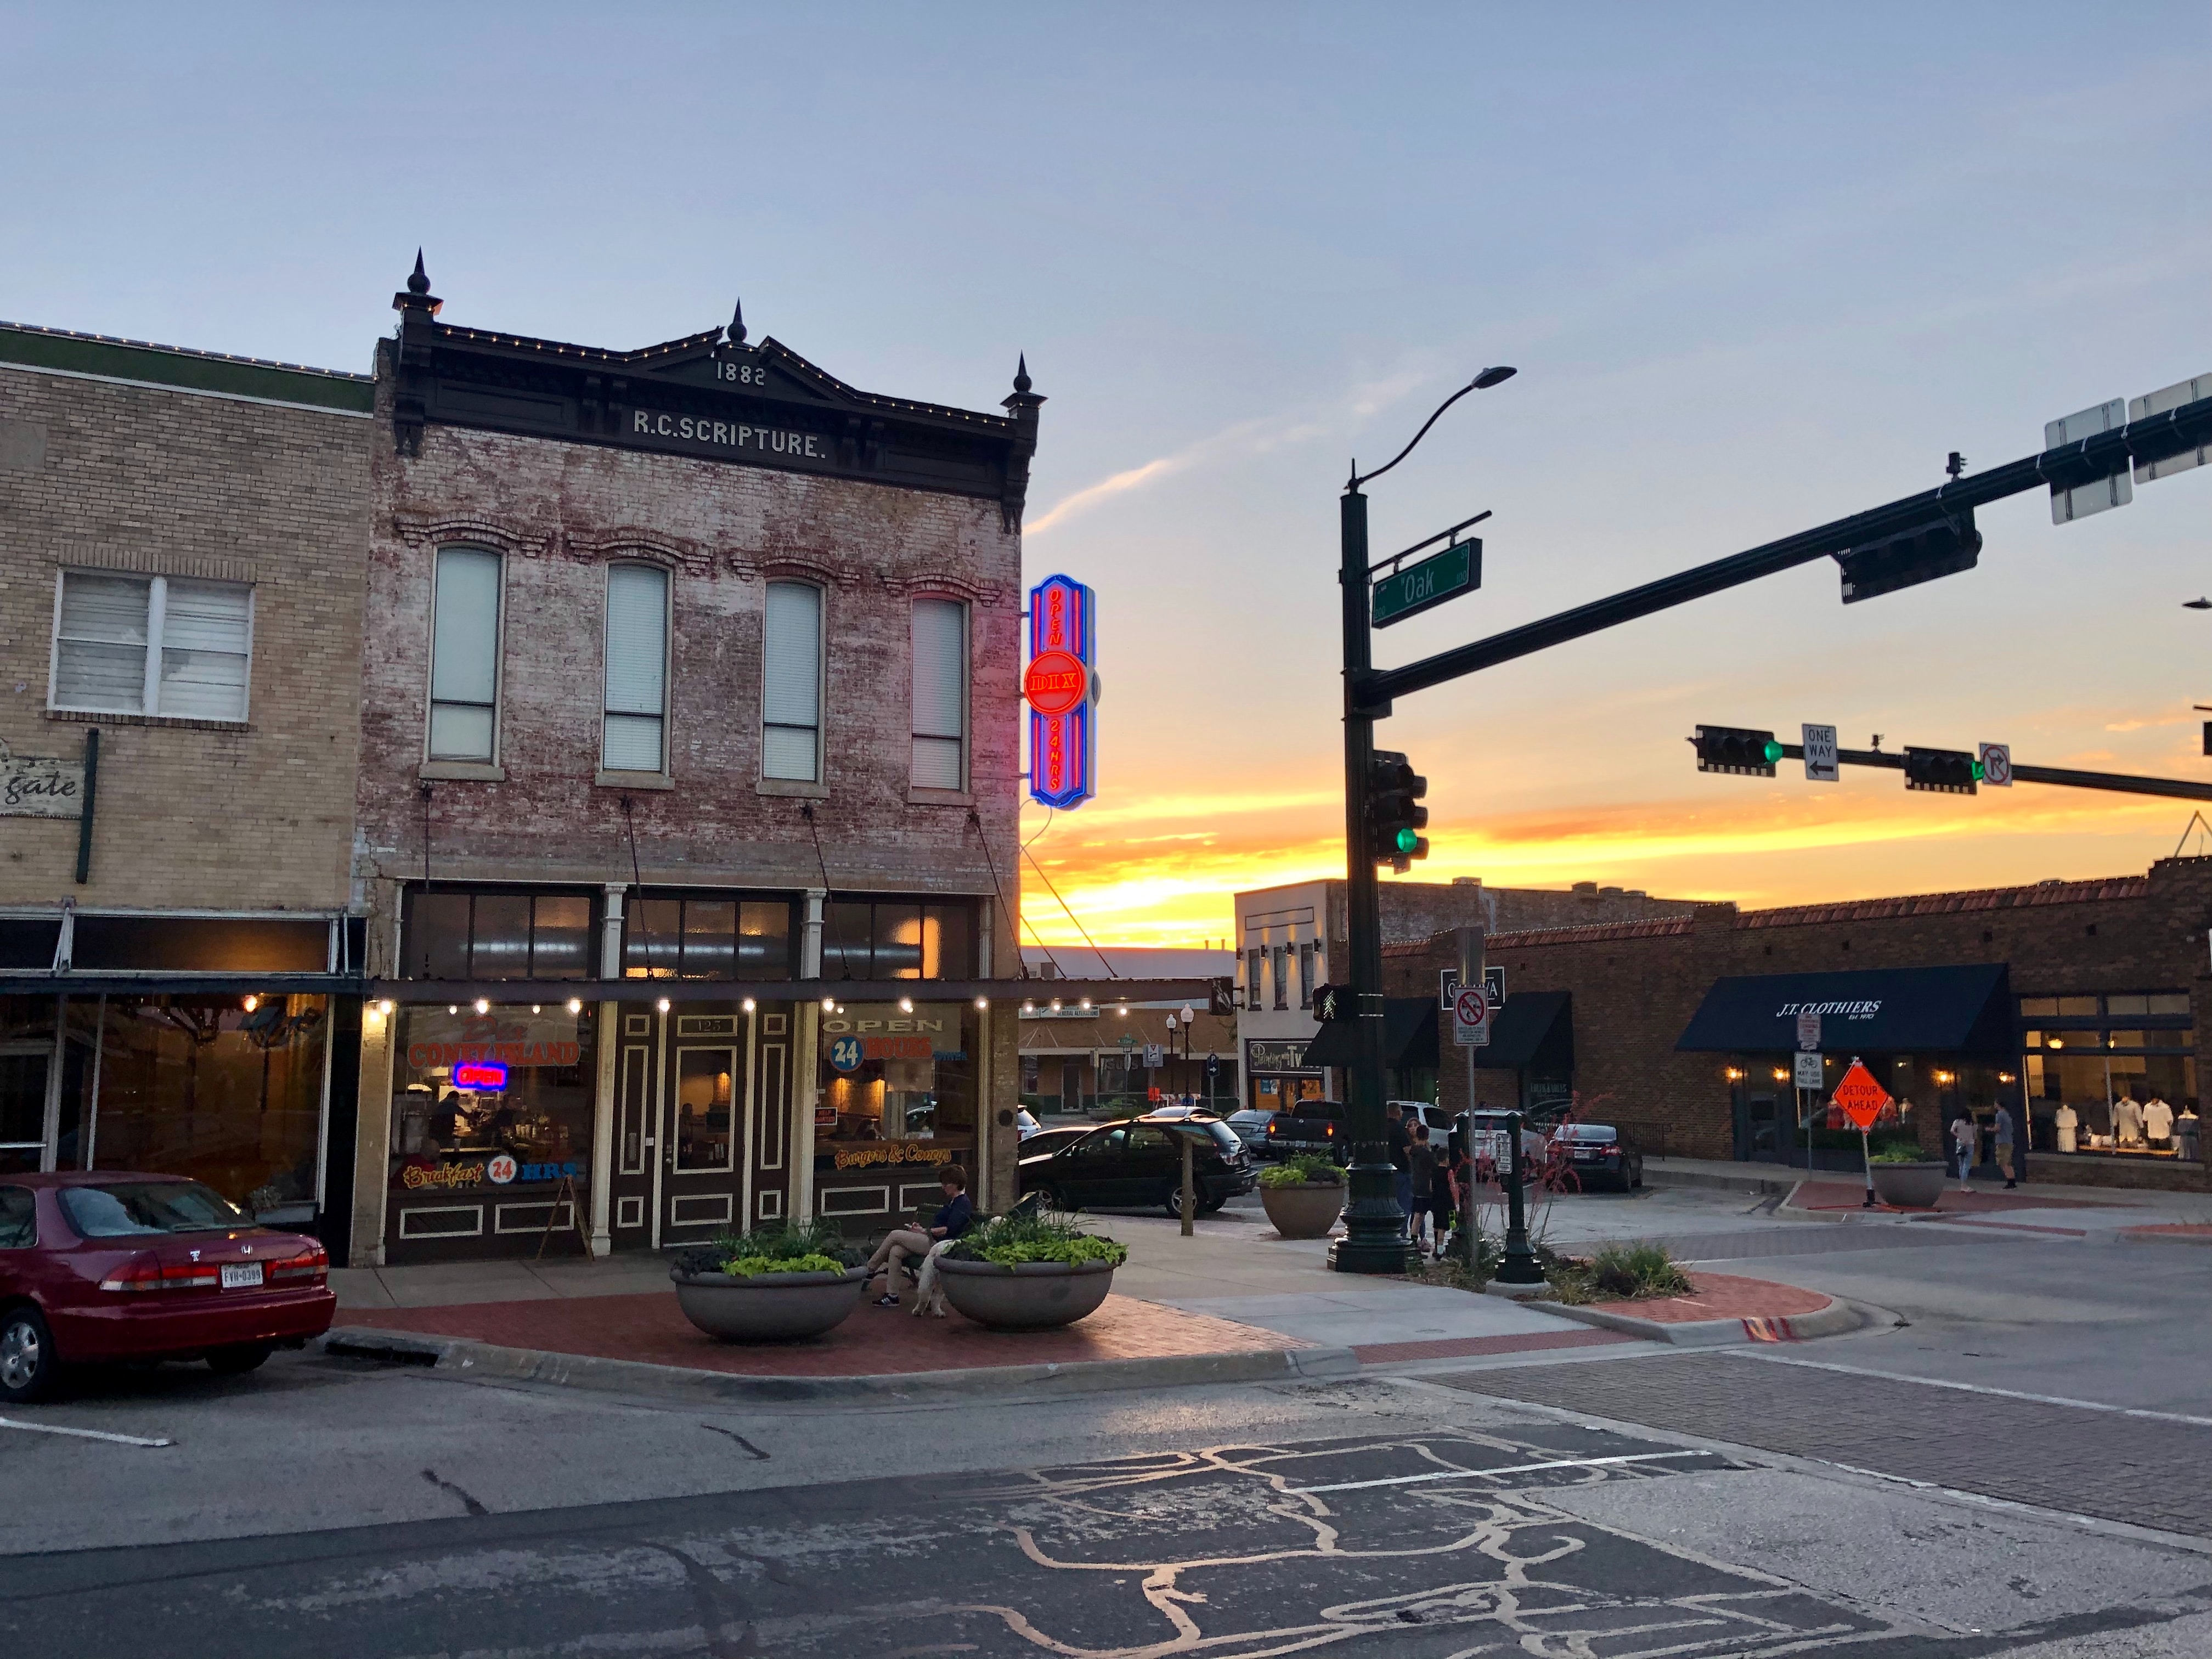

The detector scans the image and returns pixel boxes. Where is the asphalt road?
[5,1350,2211,1657]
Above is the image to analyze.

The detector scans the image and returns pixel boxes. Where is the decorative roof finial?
[728,297,747,345]
[408,250,431,296]
[394,250,442,320]
[1013,353,1032,394]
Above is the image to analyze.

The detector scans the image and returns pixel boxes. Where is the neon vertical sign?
[1026,574,1097,809]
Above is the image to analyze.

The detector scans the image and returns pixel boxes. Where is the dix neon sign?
[1026,574,1098,809]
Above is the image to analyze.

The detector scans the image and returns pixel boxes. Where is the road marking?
[1289,1449,1711,1493]
[0,1416,172,1447]
[1728,1351,2212,1429]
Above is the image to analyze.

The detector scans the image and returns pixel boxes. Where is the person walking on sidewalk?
[862,1167,972,1307]
[1407,1124,1441,1257]
[1386,1102,1413,1236]
[1950,1114,1980,1192]
[1992,1104,2018,1189]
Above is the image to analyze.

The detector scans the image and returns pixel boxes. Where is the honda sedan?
[0,1173,336,1403]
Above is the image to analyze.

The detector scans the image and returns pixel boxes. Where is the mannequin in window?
[2177,1104,2200,1163]
[2053,1102,2078,1154]
[2112,1091,2145,1146]
[2143,1094,2175,1149]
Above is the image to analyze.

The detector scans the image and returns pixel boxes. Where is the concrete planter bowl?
[1259,1181,1346,1240]
[934,1257,1115,1330]
[670,1265,870,1342]
[1868,1161,1949,1209]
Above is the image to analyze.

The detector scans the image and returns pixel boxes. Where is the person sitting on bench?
[862,1166,972,1307]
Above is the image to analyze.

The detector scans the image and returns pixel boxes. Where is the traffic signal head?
[1837,509,1982,605]
[1692,726,1782,776]
[1366,749,1430,871]
[1904,746,1980,794]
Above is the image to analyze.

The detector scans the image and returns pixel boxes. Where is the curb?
[1642,1165,1802,1198]
[1535,1293,1866,1348]
[321,1325,1361,1406]
[2118,1227,2212,1248]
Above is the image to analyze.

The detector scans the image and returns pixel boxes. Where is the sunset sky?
[8,4,2206,949]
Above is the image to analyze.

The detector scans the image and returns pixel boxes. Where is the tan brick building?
[0,323,374,1238]
[350,263,1043,1263]
[1384,860,2212,1190]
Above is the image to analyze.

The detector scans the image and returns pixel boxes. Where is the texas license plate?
[221,1262,264,1289]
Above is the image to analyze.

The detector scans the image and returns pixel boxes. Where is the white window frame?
[910,595,970,792]
[600,560,673,775]
[761,579,826,785]
[425,545,506,764]
[47,570,256,723]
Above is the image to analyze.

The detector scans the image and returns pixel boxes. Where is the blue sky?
[7,4,2207,941]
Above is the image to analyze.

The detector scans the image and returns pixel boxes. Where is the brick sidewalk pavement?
[1585,1271,1830,1325]
[1435,1352,2212,1538]
[346,1289,1301,1378]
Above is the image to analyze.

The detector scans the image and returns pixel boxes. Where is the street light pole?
[1329,368,1517,1276]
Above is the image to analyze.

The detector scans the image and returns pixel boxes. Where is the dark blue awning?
[1675,964,2016,1057]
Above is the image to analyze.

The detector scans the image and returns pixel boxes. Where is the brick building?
[0,323,374,1244]
[1383,859,2212,1190]
[351,262,1044,1263]
[1236,875,1694,1113]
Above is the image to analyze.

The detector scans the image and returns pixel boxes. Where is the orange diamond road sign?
[1831,1060,1892,1131]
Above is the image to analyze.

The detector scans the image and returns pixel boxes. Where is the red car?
[0,1172,336,1404]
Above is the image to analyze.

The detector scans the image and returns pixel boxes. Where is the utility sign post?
[1373,539,1480,628]
[1453,987,1492,1047]
[1802,724,1839,783]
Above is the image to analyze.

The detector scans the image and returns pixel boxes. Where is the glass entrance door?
[0,1049,49,1175]
[662,1032,742,1242]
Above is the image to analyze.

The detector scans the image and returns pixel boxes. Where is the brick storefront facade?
[1386,860,2212,1189]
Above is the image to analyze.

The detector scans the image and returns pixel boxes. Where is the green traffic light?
[1762,740,1785,764]
[1393,827,1420,854]
[1971,760,1985,782]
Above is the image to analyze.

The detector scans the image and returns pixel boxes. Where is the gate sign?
[1831,1059,1892,1131]
[1028,574,1098,809]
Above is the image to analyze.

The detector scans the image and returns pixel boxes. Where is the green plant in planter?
[676,1217,860,1278]
[1259,1152,1345,1188]
[951,1206,1130,1268]
[1869,1141,1934,1164]
[1547,1240,1692,1304]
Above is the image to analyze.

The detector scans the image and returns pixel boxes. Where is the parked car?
[1224,1108,1276,1152]
[1395,1103,1456,1149]
[0,1173,336,1404]
[1018,1114,1256,1217]
[1015,1107,1043,1139]
[1262,1099,1348,1163]
[1553,1122,1644,1190]
[1016,1125,1092,1160]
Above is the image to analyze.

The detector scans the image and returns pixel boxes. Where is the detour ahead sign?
[1831,1059,1892,1131]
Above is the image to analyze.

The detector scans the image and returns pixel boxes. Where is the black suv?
[1017,1114,1255,1217]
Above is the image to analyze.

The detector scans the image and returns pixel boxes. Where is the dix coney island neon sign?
[1026,574,1098,809]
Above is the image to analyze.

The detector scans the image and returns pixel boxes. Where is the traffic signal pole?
[1333,486,1414,1273]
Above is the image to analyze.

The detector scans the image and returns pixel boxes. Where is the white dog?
[911,1237,956,1317]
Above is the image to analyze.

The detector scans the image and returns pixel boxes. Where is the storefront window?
[623,895,794,980]
[390,1004,596,1192]
[402,889,597,980]
[91,995,328,1218]
[814,1002,977,1170]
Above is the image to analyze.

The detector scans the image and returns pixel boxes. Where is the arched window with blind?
[911,596,968,791]
[602,562,671,774]
[762,579,823,783]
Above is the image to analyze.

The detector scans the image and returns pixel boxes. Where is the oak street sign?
[1373,539,1480,629]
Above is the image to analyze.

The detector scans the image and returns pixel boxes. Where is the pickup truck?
[1261,1098,1348,1163]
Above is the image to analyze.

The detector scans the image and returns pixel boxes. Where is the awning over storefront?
[1480,991,1573,1072]
[1675,964,2016,1056]
[1299,998,1437,1069]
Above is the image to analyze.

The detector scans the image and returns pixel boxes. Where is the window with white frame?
[50,571,253,721]
[761,580,822,782]
[911,597,967,789]
[602,563,670,772]
[428,547,501,762]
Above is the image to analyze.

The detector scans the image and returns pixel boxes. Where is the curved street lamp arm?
[1348,377,1483,493]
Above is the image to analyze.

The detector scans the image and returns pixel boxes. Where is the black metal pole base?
[1493,1110,1545,1285]
[1327,1156,1415,1274]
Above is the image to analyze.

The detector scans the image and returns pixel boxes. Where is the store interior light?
[377,999,395,1016]
[1049,998,1063,1013]
[822,996,837,1011]
[1022,999,1035,1013]
[657,997,672,1013]
[1079,997,1092,1011]
[532,1004,542,1015]
[975,996,989,1009]
[448,1005,459,1015]
[474,998,490,1014]
[1119,1003,1130,1017]
[899,997,914,1013]
[742,997,757,1013]
[567,997,583,1014]
[241,995,259,1013]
